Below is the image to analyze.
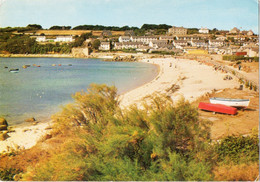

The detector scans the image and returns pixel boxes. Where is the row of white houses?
[171,39,225,49]
[34,36,74,43]
[99,39,226,51]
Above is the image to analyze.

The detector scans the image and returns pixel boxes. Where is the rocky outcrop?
[0,131,9,141]
[0,118,8,131]
[104,55,137,62]
[0,125,7,131]
[25,117,36,122]
[0,118,9,141]
[0,118,8,126]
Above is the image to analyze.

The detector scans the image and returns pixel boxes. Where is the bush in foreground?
[19,84,258,181]
[23,84,213,181]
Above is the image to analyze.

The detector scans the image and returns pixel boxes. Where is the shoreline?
[0,53,74,58]
[119,58,239,108]
[0,56,240,153]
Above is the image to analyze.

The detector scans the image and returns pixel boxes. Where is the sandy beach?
[119,58,239,107]
[0,122,52,153]
[0,57,240,153]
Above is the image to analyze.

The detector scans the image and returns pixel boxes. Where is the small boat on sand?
[9,69,19,73]
[199,102,237,115]
[210,97,250,108]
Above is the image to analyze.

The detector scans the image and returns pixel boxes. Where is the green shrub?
[223,55,244,61]
[27,84,213,181]
[0,168,21,181]
[215,134,259,164]
[253,57,259,62]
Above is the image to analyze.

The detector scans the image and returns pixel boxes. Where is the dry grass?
[213,162,259,181]
[0,133,66,171]
[25,30,125,36]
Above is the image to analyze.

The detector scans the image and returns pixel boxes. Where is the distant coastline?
[0,53,74,58]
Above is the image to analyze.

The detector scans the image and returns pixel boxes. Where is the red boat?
[198,102,237,115]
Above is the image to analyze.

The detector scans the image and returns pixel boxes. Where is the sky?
[0,0,258,33]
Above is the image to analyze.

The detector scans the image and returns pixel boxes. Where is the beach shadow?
[239,108,257,112]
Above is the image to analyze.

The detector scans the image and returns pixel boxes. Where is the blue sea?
[0,57,158,125]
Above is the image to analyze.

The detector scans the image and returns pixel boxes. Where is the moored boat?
[199,102,237,115]
[9,68,19,73]
[210,97,250,108]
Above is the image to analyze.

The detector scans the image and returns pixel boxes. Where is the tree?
[187,28,199,34]
[27,24,42,30]
[141,24,171,30]
[92,39,101,50]
[49,26,71,30]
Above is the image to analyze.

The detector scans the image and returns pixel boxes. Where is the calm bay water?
[0,57,158,125]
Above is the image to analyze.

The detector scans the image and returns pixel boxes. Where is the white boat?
[9,69,19,73]
[210,97,250,108]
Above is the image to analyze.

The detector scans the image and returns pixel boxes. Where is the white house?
[114,42,123,50]
[118,36,131,43]
[99,42,110,51]
[191,40,208,47]
[130,36,158,44]
[159,36,174,41]
[176,35,199,41]
[36,36,46,42]
[199,27,209,34]
[208,39,224,47]
[55,36,74,42]
[149,40,168,49]
[173,40,188,49]
[216,36,227,41]
[114,42,143,50]
[244,47,259,57]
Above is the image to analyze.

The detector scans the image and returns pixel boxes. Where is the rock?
[0,118,8,126]
[8,128,16,133]
[23,129,31,132]
[25,117,36,122]
[223,75,233,80]
[0,125,7,131]
[0,131,9,141]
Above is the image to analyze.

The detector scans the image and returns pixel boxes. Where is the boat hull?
[9,69,19,73]
[210,97,249,107]
[199,102,237,115]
